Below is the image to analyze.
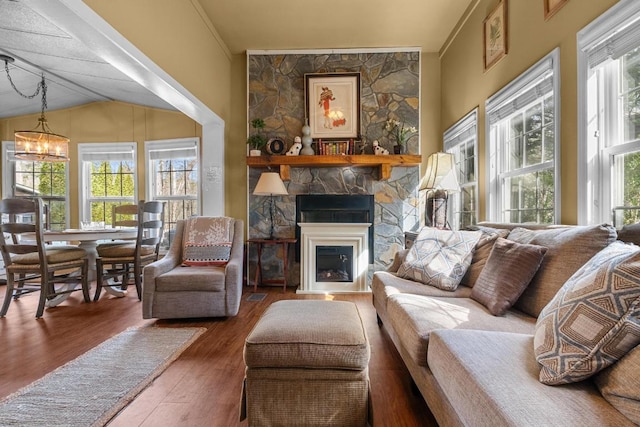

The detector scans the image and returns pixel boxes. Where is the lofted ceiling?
[0,0,475,120]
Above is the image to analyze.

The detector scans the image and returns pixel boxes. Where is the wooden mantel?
[246,154,422,180]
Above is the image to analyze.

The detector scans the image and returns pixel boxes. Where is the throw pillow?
[507,224,617,317]
[182,216,235,266]
[534,241,640,385]
[396,228,481,291]
[471,238,547,316]
[461,226,510,287]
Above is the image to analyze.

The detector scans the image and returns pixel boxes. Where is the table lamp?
[419,152,460,229]
[253,172,288,239]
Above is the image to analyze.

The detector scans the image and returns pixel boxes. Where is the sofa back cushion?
[507,224,616,317]
[595,344,640,424]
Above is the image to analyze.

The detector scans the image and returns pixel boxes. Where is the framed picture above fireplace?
[305,72,360,139]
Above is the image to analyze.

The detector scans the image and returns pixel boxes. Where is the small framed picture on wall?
[483,0,508,71]
[544,0,568,20]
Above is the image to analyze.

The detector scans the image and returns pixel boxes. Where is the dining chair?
[0,198,90,318]
[94,200,165,301]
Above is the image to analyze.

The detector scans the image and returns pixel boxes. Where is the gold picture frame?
[305,73,361,139]
[544,0,568,20]
[483,0,508,71]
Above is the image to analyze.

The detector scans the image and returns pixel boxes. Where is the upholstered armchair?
[142,217,244,319]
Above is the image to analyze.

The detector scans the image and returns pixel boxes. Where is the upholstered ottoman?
[241,300,371,427]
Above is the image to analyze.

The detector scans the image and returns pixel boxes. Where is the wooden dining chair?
[0,198,90,318]
[94,200,165,301]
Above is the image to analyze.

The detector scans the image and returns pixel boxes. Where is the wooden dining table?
[42,228,138,304]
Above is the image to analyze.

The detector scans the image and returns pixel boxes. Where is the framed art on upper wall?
[483,0,508,71]
[544,0,568,20]
[305,73,360,139]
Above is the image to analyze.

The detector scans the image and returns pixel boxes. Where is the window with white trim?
[145,138,199,248]
[78,143,137,225]
[578,0,640,227]
[444,109,478,230]
[486,49,560,224]
[2,141,68,230]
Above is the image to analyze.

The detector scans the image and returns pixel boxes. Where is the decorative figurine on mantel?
[286,139,302,155]
[372,140,389,155]
[300,118,314,155]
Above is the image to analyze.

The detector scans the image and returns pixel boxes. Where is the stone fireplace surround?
[248,165,420,289]
[247,49,421,290]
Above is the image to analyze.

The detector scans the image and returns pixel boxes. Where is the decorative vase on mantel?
[300,118,314,155]
[393,144,406,155]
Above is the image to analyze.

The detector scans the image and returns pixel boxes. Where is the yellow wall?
[0,101,201,227]
[420,52,443,165]
[440,0,618,224]
[83,0,235,216]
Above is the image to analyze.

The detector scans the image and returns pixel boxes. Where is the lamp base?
[426,190,449,229]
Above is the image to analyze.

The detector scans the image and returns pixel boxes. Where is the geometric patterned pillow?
[182,216,235,266]
[396,228,481,291]
[534,241,640,385]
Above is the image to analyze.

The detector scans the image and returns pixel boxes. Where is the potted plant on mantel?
[247,118,268,156]
[384,117,417,154]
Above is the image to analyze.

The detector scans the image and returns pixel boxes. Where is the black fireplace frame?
[295,194,374,264]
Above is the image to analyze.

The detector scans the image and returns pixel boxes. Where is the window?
[444,109,478,230]
[78,143,137,225]
[2,141,68,230]
[145,138,199,248]
[486,49,560,224]
[578,0,640,226]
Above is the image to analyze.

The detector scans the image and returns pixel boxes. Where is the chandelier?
[1,54,70,162]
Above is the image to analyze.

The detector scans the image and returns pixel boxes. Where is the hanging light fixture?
[1,54,70,162]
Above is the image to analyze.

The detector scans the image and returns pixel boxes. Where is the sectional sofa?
[372,223,640,426]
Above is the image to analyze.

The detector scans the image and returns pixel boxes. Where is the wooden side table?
[248,238,297,292]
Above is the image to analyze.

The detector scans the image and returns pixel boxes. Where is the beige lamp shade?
[419,152,460,192]
[253,172,288,196]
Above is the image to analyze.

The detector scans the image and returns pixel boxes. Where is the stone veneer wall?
[247,50,421,287]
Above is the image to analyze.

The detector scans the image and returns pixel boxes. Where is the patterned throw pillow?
[397,228,481,291]
[534,241,640,385]
[471,238,547,316]
[182,217,235,266]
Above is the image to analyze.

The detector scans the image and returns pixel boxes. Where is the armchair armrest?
[224,220,244,316]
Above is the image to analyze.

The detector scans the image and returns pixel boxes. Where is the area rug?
[0,326,205,427]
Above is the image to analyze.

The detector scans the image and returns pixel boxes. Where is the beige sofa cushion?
[397,228,481,291]
[535,241,640,385]
[471,238,547,316]
[386,294,535,366]
[595,344,640,424]
[428,330,635,426]
[507,224,616,317]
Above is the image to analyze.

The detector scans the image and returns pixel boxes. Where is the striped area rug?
[0,326,205,426]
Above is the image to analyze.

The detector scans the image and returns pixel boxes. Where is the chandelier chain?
[3,60,42,100]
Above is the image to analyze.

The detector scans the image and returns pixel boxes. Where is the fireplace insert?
[296,194,374,263]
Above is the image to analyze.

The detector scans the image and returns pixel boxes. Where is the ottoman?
[241,300,371,427]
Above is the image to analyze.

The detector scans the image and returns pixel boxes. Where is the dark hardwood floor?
[0,283,436,426]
